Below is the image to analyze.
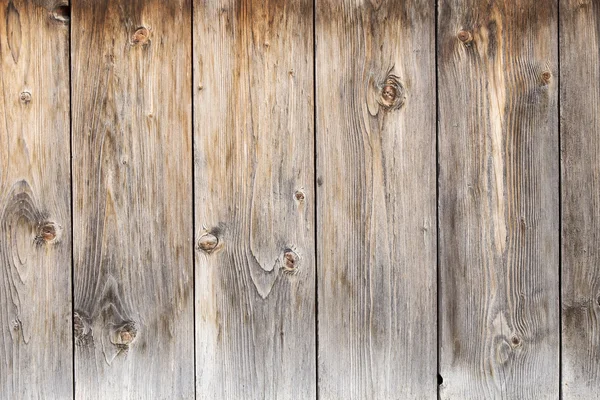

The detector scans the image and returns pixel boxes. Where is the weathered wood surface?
[71,0,194,398]
[438,0,559,398]
[316,1,436,398]
[561,0,600,397]
[193,0,316,398]
[0,0,72,398]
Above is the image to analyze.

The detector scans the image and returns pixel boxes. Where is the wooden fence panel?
[71,1,194,398]
[0,1,72,398]
[438,0,559,397]
[193,1,316,398]
[316,1,437,398]
[560,0,600,397]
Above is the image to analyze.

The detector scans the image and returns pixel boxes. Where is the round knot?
[281,249,299,275]
[198,233,218,253]
[131,27,150,46]
[541,71,552,85]
[19,91,32,104]
[294,190,305,201]
[457,30,473,45]
[377,75,404,110]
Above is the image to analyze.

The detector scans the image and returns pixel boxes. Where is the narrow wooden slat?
[316,1,436,398]
[561,0,600,397]
[438,0,559,397]
[0,1,72,397]
[193,0,316,398]
[71,1,194,398]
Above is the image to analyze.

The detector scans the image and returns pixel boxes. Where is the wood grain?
[560,0,600,397]
[71,1,194,398]
[438,0,559,398]
[193,0,316,398]
[0,1,72,398]
[316,1,436,398]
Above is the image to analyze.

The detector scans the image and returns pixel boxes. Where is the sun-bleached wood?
[0,1,72,398]
[561,0,600,397]
[438,0,559,397]
[193,0,316,398]
[316,1,437,398]
[71,1,194,398]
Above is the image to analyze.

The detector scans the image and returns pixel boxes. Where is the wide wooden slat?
[316,1,436,398]
[0,1,72,398]
[438,0,559,397]
[560,0,600,397]
[71,1,194,398]
[193,0,316,398]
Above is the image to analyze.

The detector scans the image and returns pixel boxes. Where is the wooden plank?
[71,1,194,398]
[560,0,600,397]
[0,1,72,397]
[438,0,559,397]
[194,0,316,399]
[193,0,316,398]
[316,1,436,398]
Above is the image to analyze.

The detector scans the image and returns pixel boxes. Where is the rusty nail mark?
[131,27,150,46]
[198,233,218,253]
[19,91,31,104]
[377,75,404,111]
[457,30,473,45]
[541,71,552,85]
[281,249,299,275]
[295,190,305,201]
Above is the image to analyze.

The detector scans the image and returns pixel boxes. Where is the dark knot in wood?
[51,4,70,23]
[131,27,150,46]
[198,233,218,253]
[281,249,299,275]
[457,30,473,45]
[377,75,404,111]
[541,71,552,85]
[295,190,305,201]
[35,221,60,244]
[19,91,31,104]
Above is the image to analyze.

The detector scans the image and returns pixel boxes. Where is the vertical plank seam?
[191,0,197,398]
[68,2,75,398]
[313,0,319,397]
[434,0,441,398]
[557,0,563,397]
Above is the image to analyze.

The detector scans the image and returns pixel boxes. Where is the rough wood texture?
[71,1,194,398]
[194,0,316,398]
[438,0,559,398]
[0,1,72,397]
[316,1,436,398]
[561,0,600,397]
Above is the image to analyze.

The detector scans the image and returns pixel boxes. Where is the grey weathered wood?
[193,0,316,398]
[316,1,436,398]
[71,1,194,398]
[560,0,600,397]
[438,0,559,397]
[0,1,72,398]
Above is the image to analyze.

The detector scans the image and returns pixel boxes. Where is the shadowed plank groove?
[560,0,600,397]
[71,0,194,398]
[438,0,559,398]
[316,1,437,398]
[0,1,72,397]
[193,0,316,398]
